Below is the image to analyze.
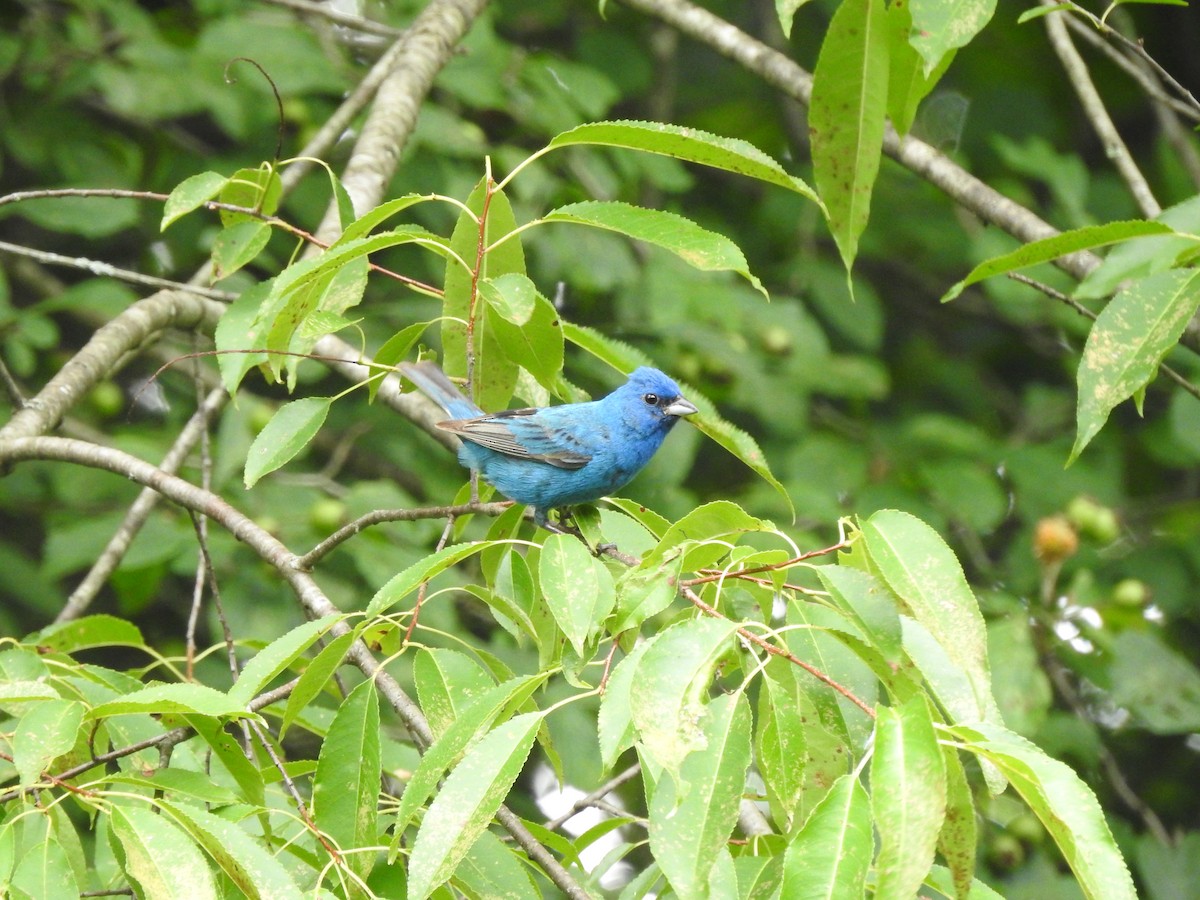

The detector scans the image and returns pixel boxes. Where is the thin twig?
[542,763,644,832]
[296,500,511,569]
[0,240,238,301]
[1042,3,1160,218]
[261,0,405,37]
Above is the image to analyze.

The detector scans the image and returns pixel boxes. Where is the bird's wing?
[440,409,592,470]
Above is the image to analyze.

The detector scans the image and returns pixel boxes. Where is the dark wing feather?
[438,415,591,469]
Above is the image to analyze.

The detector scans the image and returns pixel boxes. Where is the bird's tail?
[398,361,483,420]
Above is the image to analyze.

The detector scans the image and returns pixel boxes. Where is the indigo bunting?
[399,362,698,528]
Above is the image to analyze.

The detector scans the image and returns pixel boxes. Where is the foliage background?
[2,0,1200,897]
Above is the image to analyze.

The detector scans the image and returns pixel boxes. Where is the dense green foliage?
[2,0,1199,897]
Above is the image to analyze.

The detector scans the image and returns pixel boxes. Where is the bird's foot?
[538,508,612,556]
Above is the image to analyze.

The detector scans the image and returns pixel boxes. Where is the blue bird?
[399,362,698,530]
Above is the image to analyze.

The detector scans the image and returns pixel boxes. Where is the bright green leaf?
[111,805,217,900]
[244,396,332,488]
[161,171,227,230]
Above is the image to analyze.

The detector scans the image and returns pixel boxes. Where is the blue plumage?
[400,362,698,527]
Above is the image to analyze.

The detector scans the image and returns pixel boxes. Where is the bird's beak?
[664,397,699,418]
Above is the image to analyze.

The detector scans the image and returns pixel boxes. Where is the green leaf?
[547,120,819,205]
[756,666,808,829]
[366,541,496,617]
[779,773,872,899]
[243,396,332,488]
[13,699,85,787]
[313,679,381,882]
[951,722,1137,900]
[860,510,1001,727]
[597,640,652,770]
[1074,195,1200,299]
[212,220,272,280]
[280,630,356,740]
[776,0,817,38]
[649,692,752,898]
[111,805,217,900]
[90,683,253,720]
[941,220,1175,302]
[1071,268,1200,461]
[406,711,544,900]
[481,276,564,384]
[184,715,266,806]
[227,614,341,706]
[10,834,79,900]
[871,696,947,899]
[629,617,740,773]
[391,674,546,848]
[938,745,978,900]
[27,615,144,652]
[157,801,302,900]
[539,533,616,657]
[543,201,766,297]
[611,570,677,634]
[414,648,495,738]
[161,171,228,230]
[910,0,997,74]
[442,178,524,411]
[218,165,281,227]
[371,320,437,401]
[335,193,438,245]
[640,500,771,571]
[886,0,955,136]
[214,280,273,394]
[810,0,889,271]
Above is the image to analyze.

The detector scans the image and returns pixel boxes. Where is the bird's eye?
[643,393,659,406]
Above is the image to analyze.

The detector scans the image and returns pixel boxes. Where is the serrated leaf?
[860,510,1000,728]
[335,193,437,245]
[227,614,341,706]
[951,722,1137,900]
[543,201,766,297]
[871,696,947,899]
[547,120,818,204]
[13,699,85,787]
[1075,196,1200,299]
[810,0,889,271]
[243,396,332,488]
[111,805,217,900]
[1071,268,1200,461]
[313,679,380,882]
[414,648,495,738]
[391,675,545,848]
[442,178,523,411]
[161,171,228,230]
[11,834,79,900]
[539,534,615,657]
[406,712,544,900]
[942,220,1175,302]
[649,693,752,898]
[597,640,652,769]
[640,500,771,571]
[279,630,356,740]
[629,617,739,773]
[939,745,978,899]
[27,615,144,652]
[90,683,253,720]
[779,773,872,899]
[366,542,496,617]
[157,801,301,900]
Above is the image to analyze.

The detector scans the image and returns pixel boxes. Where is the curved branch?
[617,0,1104,280]
[0,292,223,442]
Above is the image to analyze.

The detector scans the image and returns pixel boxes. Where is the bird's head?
[618,367,699,431]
